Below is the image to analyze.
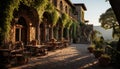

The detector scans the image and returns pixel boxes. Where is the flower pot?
[93,49,104,58]
[87,47,94,53]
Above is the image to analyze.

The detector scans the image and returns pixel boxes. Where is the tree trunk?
[109,0,120,25]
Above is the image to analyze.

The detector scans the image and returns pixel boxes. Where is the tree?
[99,8,120,40]
[90,30,105,49]
[100,7,120,65]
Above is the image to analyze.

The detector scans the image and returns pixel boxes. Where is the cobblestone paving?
[10,44,114,69]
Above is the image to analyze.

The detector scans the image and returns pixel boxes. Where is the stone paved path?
[10,44,114,69]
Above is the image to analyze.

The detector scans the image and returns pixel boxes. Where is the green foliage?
[72,20,79,38]
[0,0,21,43]
[61,13,69,28]
[43,3,59,27]
[90,30,105,49]
[99,8,117,29]
[100,54,111,59]
[65,19,73,29]
[35,0,48,19]
[0,0,75,45]
[59,13,74,29]
[0,0,48,41]
[21,0,49,19]
[45,3,54,11]
[0,0,49,44]
[99,8,120,39]
[51,10,59,27]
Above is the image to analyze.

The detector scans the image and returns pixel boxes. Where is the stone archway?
[40,12,52,43]
[11,4,39,44]
[15,17,28,44]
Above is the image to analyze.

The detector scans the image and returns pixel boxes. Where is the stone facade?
[10,5,39,45]
[74,3,87,23]
[9,0,89,45]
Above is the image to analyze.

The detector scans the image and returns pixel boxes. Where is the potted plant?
[87,45,95,53]
[93,49,104,58]
[98,54,111,66]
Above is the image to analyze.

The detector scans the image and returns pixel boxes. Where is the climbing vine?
[72,20,79,38]
[52,10,59,27]
[65,19,73,29]
[22,0,49,19]
[61,13,69,28]
[0,0,21,44]
[0,0,76,45]
[0,0,48,44]
[45,3,60,27]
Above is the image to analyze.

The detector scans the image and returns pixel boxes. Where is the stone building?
[0,0,90,45]
[8,0,77,45]
[10,4,40,45]
[73,3,93,44]
[74,3,87,23]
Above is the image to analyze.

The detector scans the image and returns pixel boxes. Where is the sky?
[70,0,111,26]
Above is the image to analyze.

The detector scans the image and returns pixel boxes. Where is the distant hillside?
[93,26,113,40]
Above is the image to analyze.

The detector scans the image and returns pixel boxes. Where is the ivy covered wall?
[0,0,77,45]
[0,0,48,45]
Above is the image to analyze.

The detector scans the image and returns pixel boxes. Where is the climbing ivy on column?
[0,0,21,44]
[61,13,69,28]
[45,3,59,27]
[0,0,49,44]
[72,20,79,39]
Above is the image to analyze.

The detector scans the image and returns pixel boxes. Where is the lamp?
[14,18,19,23]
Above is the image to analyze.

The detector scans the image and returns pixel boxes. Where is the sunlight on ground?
[10,45,93,69]
[10,46,80,69]
[69,55,91,63]
[79,61,98,69]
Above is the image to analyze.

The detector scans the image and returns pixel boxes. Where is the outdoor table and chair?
[0,48,28,68]
[25,44,48,56]
[46,41,63,51]
[0,41,29,68]
[62,40,69,48]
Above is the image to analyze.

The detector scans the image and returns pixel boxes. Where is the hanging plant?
[61,13,69,28]
[65,19,73,29]
[52,10,59,27]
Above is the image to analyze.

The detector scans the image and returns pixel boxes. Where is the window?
[60,1,63,11]
[53,0,57,7]
[65,6,67,13]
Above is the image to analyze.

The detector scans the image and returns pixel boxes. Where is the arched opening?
[60,1,63,11]
[65,6,68,13]
[12,4,40,44]
[15,17,28,44]
[40,12,52,43]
